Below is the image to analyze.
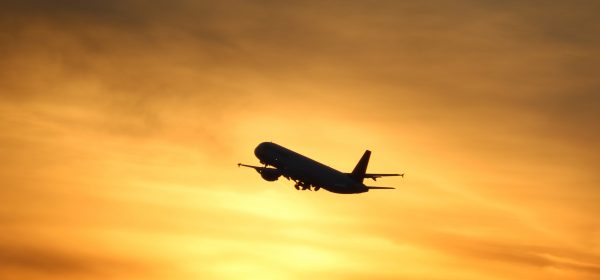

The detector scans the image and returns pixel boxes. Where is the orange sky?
[1,1,599,279]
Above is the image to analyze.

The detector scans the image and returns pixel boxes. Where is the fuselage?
[254,142,368,194]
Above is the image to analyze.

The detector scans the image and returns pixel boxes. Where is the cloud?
[0,242,152,279]
[0,1,599,280]
[432,234,600,276]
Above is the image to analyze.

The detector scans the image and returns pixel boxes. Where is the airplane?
[238,142,403,194]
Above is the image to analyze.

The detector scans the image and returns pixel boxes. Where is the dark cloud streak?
[0,242,151,277]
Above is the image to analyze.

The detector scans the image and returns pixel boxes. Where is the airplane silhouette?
[238,142,403,194]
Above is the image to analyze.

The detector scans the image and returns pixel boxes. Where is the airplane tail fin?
[350,150,371,183]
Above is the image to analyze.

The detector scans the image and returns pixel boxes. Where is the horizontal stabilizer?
[366,186,396,190]
[345,173,404,181]
[366,173,403,177]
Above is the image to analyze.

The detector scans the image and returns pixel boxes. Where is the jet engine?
[260,169,281,181]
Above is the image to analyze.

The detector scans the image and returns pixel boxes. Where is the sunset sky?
[1,1,599,279]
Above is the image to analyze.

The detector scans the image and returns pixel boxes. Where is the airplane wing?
[239,163,290,181]
[238,163,271,171]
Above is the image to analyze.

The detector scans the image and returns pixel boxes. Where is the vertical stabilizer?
[351,150,371,183]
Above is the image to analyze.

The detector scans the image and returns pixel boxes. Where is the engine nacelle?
[260,169,281,181]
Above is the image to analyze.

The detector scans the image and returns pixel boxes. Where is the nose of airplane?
[254,142,270,160]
